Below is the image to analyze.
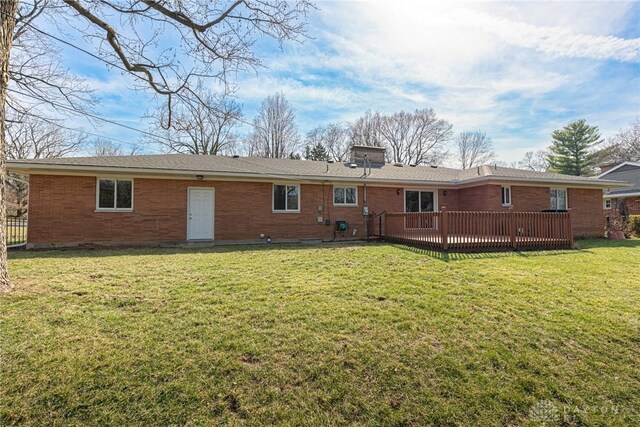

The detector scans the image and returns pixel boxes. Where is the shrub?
[628,215,640,237]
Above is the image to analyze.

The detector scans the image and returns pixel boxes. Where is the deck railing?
[379,209,573,251]
[5,217,27,248]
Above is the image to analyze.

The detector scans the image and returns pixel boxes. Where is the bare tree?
[1,0,21,291]
[597,118,640,164]
[5,113,85,218]
[7,1,94,123]
[149,89,242,155]
[89,138,140,157]
[6,112,85,159]
[454,131,496,169]
[247,93,300,158]
[305,123,350,161]
[0,0,313,290]
[518,149,550,172]
[378,108,452,165]
[348,110,384,148]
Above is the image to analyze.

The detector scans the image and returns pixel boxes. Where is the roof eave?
[461,175,629,188]
[596,161,640,178]
[7,161,628,189]
[604,191,640,198]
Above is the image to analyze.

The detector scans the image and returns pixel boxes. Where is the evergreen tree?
[547,119,602,176]
[304,142,329,161]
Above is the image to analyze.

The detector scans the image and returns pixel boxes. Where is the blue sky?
[54,0,639,165]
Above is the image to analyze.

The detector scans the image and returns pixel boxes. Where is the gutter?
[604,192,640,198]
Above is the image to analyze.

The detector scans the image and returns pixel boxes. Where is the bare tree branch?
[246,92,300,158]
[454,131,496,169]
[148,87,242,155]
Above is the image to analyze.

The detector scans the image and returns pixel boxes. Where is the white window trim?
[550,187,568,210]
[95,178,134,212]
[272,183,301,213]
[604,198,612,209]
[501,185,512,207]
[404,189,439,212]
[333,185,358,207]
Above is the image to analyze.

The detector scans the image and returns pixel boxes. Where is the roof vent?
[477,166,481,175]
[233,154,240,158]
[327,159,334,164]
[409,163,417,167]
[430,165,438,169]
[349,163,358,169]
[393,162,403,167]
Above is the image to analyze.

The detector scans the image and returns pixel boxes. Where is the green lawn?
[2,240,639,426]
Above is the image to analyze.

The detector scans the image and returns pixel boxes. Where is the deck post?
[440,206,448,251]
[509,207,516,249]
[567,208,574,247]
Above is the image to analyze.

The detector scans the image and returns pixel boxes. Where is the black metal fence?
[6,217,27,247]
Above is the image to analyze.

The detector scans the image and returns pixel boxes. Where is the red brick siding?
[457,185,501,210]
[27,176,410,245]
[27,175,606,245]
[565,188,604,237]
[457,184,604,237]
[605,196,640,217]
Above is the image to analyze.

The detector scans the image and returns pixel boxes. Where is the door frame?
[187,187,215,240]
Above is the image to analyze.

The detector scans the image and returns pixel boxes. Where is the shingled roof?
[7,153,629,188]
[597,162,640,196]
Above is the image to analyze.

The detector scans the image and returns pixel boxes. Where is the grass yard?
[2,240,639,426]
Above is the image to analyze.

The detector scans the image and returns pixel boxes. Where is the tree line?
[8,85,640,179]
[146,90,638,179]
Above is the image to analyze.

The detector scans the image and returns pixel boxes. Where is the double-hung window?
[97,179,133,210]
[550,188,567,210]
[333,186,357,206]
[501,186,511,206]
[273,184,300,212]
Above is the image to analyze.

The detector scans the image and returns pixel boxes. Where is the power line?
[20,115,165,154]
[8,87,177,145]
[20,20,262,133]
[7,13,267,151]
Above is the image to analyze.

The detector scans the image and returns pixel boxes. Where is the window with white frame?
[333,186,357,206]
[550,188,567,210]
[604,198,617,210]
[273,184,299,212]
[97,179,133,210]
[501,186,511,206]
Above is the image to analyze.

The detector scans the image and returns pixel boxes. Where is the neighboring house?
[7,146,628,248]
[597,162,640,218]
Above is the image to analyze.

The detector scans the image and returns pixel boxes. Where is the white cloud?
[219,0,640,163]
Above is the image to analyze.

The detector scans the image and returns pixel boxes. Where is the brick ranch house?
[597,162,640,218]
[7,146,628,248]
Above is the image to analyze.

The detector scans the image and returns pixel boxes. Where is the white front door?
[187,188,214,240]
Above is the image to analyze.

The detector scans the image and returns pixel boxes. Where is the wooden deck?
[368,210,573,252]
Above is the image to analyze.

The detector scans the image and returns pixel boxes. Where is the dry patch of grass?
[1,240,639,425]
